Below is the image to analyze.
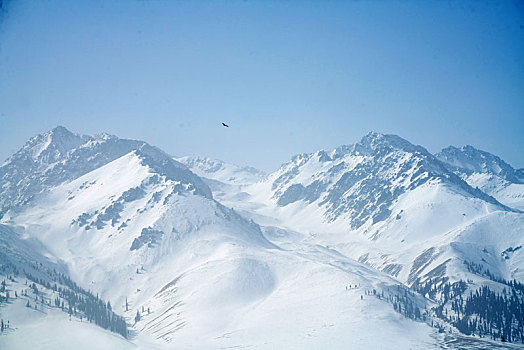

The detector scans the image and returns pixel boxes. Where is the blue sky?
[0,0,523,171]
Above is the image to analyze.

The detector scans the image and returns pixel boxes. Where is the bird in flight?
[222,122,229,128]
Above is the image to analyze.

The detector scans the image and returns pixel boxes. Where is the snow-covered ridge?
[0,126,211,218]
[437,145,522,184]
[436,145,524,210]
[261,132,506,230]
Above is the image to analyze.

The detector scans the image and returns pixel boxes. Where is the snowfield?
[1,127,523,349]
[0,287,135,350]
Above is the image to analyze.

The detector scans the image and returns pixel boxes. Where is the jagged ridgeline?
[0,126,211,219]
[267,132,510,229]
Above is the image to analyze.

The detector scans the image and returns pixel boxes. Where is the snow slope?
[212,133,524,291]
[0,224,66,279]
[4,159,441,348]
[0,278,135,350]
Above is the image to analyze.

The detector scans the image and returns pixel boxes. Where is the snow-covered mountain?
[436,145,524,210]
[1,127,448,349]
[1,127,271,307]
[177,155,266,186]
[0,126,210,218]
[1,127,523,348]
[245,132,508,229]
[436,145,522,183]
[230,133,523,284]
[210,132,524,345]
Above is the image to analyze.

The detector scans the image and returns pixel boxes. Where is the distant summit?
[437,145,522,184]
[177,155,266,186]
[436,145,524,210]
[8,125,85,164]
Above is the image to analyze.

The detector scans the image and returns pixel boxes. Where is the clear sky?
[0,0,523,172]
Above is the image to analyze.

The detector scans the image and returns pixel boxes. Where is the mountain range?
[0,126,522,349]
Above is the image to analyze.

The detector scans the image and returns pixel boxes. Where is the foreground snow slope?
[0,278,135,350]
[131,233,443,349]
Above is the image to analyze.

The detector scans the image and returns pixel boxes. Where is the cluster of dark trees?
[390,289,423,321]
[464,260,524,293]
[372,276,524,343]
[412,278,467,301]
[0,277,18,303]
[369,286,425,322]
[24,271,128,338]
[1,319,10,332]
[441,285,524,343]
[0,262,19,276]
[414,275,524,343]
[0,279,9,303]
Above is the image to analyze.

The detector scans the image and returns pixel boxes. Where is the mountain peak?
[50,125,73,135]
[269,131,508,229]
[0,128,213,217]
[357,132,428,155]
[45,125,80,145]
[18,126,85,163]
[92,132,117,141]
[437,145,521,184]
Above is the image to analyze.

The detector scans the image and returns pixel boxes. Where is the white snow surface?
[1,127,523,349]
[1,144,437,349]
